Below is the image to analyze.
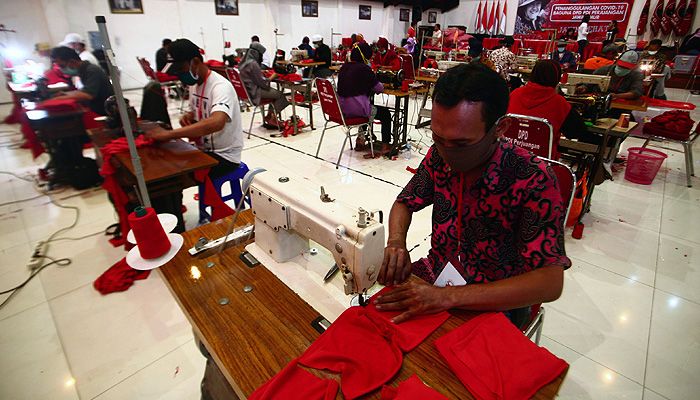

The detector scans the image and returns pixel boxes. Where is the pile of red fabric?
[300,59,317,64]
[279,73,303,81]
[646,109,695,135]
[205,59,227,68]
[94,258,150,294]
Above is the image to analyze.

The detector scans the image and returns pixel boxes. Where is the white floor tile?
[0,243,47,321]
[545,259,653,384]
[644,290,700,400]
[655,234,700,304]
[0,303,79,400]
[92,340,205,400]
[48,274,194,399]
[540,337,644,400]
[660,197,700,244]
[566,214,660,285]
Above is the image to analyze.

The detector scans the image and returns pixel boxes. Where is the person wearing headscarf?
[298,36,315,58]
[337,42,394,154]
[238,42,289,128]
[507,59,590,159]
[680,28,700,55]
[370,37,401,71]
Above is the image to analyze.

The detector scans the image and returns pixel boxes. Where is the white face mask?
[648,50,658,55]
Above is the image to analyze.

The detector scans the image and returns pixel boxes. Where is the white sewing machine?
[290,49,308,62]
[560,73,611,95]
[437,60,463,71]
[244,172,385,319]
[424,50,446,60]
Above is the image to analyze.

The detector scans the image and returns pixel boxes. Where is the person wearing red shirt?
[371,38,401,71]
[507,60,591,159]
[407,21,417,39]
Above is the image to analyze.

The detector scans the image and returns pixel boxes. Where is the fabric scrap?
[93,257,150,294]
[193,168,235,221]
[435,312,568,400]
[249,359,339,400]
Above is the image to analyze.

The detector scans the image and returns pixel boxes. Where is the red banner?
[520,0,636,42]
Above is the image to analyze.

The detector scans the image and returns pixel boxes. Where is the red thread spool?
[128,206,171,259]
[572,222,584,239]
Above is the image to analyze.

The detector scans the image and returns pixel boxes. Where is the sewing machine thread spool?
[128,206,170,259]
[617,113,630,128]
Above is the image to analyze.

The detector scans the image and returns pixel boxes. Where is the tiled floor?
[0,85,699,399]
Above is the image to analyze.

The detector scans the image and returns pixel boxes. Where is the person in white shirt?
[577,14,590,57]
[431,24,443,47]
[145,39,244,179]
[60,33,100,66]
[251,35,271,69]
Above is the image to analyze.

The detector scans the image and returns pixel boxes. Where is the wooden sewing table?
[158,210,568,399]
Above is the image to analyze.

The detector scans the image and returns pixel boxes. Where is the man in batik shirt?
[375,63,571,328]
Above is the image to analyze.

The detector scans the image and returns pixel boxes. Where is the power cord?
[0,256,71,310]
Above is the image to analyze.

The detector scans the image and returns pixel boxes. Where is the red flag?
[651,0,665,35]
[500,1,507,35]
[673,0,687,33]
[638,0,651,35]
[679,0,696,35]
[482,1,490,34]
[661,0,676,34]
[476,1,483,33]
[487,2,495,32]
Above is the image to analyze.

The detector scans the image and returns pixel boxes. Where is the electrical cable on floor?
[0,257,72,310]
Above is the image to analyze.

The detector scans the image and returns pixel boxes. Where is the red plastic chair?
[502,114,555,159]
[314,78,372,168]
[225,67,279,138]
[136,57,184,110]
[398,54,415,80]
[523,157,575,344]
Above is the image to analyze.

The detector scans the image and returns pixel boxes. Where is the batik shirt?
[397,140,571,284]
[490,47,518,81]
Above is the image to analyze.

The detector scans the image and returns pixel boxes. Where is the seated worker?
[614,37,627,52]
[251,36,271,69]
[311,34,333,78]
[156,38,171,72]
[577,50,643,101]
[508,60,594,159]
[60,33,100,66]
[468,42,496,71]
[49,46,114,115]
[559,27,576,41]
[145,39,243,179]
[337,42,394,155]
[298,36,315,58]
[370,37,401,71]
[430,24,443,47]
[490,37,522,89]
[375,63,570,328]
[583,44,618,71]
[550,40,576,69]
[238,42,289,129]
[641,39,672,100]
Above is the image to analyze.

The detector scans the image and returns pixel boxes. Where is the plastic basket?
[624,147,668,185]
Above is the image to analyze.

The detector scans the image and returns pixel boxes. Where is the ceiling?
[382,0,460,13]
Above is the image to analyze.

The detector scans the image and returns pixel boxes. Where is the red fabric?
[3,92,22,124]
[93,257,150,294]
[249,360,339,400]
[643,124,693,141]
[508,82,571,159]
[298,289,449,399]
[45,65,71,85]
[205,60,226,68]
[193,168,235,221]
[37,98,80,111]
[435,312,568,400]
[422,58,437,69]
[380,374,452,400]
[81,108,101,130]
[280,73,303,81]
[645,109,695,136]
[155,71,179,82]
[20,113,45,158]
[300,59,317,64]
[99,136,154,247]
[365,287,451,352]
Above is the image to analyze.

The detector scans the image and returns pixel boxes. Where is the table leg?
[289,86,299,136]
[416,83,432,128]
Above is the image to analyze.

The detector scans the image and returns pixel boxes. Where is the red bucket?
[624,147,668,185]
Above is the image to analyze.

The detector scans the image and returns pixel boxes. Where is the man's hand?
[610,93,620,101]
[143,126,172,142]
[180,112,195,127]
[379,240,411,286]
[374,281,453,324]
[270,72,279,80]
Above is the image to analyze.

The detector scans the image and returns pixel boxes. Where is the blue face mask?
[472,55,481,62]
[557,46,566,52]
[60,66,78,76]
[614,66,631,77]
[177,61,199,86]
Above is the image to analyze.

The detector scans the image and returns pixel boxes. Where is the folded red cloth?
[298,289,450,399]
[37,98,79,111]
[380,374,452,400]
[435,312,568,400]
[646,109,695,135]
[281,73,303,81]
[300,59,317,64]
[93,257,150,294]
[205,60,226,68]
[249,359,339,400]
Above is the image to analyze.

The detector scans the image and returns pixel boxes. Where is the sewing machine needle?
[323,263,339,281]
